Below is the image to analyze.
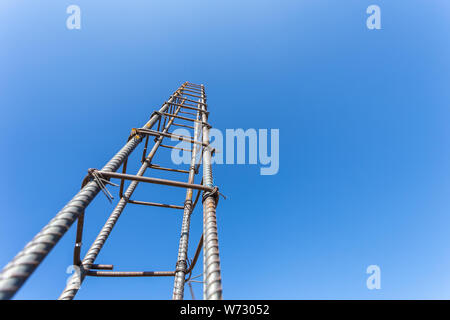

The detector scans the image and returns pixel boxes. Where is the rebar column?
[0,86,187,300]
[199,84,223,300]
[172,107,201,299]
[59,101,185,300]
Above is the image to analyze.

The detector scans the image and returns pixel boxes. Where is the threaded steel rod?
[200,85,223,300]
[172,105,202,299]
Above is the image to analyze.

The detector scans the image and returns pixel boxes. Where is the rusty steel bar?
[133,128,207,147]
[171,123,195,130]
[167,101,208,113]
[141,135,150,163]
[186,82,202,87]
[192,186,202,213]
[200,85,223,300]
[169,96,207,106]
[94,171,213,192]
[127,200,184,210]
[58,95,187,300]
[118,157,128,198]
[172,105,202,300]
[178,110,197,117]
[160,144,193,153]
[186,234,203,277]
[87,271,175,277]
[90,264,113,270]
[0,84,188,300]
[158,111,204,124]
[180,92,203,99]
[181,88,202,94]
[149,164,190,174]
[73,211,85,266]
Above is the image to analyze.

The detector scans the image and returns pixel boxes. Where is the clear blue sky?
[1,0,450,299]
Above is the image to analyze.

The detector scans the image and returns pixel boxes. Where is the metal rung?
[132,128,207,146]
[182,88,202,95]
[87,271,175,277]
[149,164,190,174]
[181,85,202,91]
[181,92,203,99]
[128,199,184,210]
[165,102,208,113]
[93,170,214,192]
[186,82,201,87]
[169,96,206,106]
[160,144,192,152]
[90,264,113,270]
[185,83,201,87]
[179,110,197,117]
[171,123,194,130]
[158,111,203,124]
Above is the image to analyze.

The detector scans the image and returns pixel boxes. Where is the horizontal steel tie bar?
[127,200,184,210]
[182,88,203,95]
[160,144,192,152]
[183,84,202,90]
[149,164,190,174]
[158,111,203,124]
[183,86,202,93]
[183,88,202,95]
[86,271,175,277]
[180,92,203,99]
[171,123,194,130]
[132,128,207,146]
[166,131,210,144]
[93,170,214,192]
[178,110,197,117]
[186,82,202,88]
[90,264,113,270]
[165,102,208,113]
[169,96,206,106]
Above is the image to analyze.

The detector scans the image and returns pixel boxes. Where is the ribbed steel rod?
[172,105,202,299]
[201,85,223,300]
[58,94,186,300]
[0,84,187,300]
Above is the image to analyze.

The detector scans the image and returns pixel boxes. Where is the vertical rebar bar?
[200,84,223,300]
[172,107,201,299]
